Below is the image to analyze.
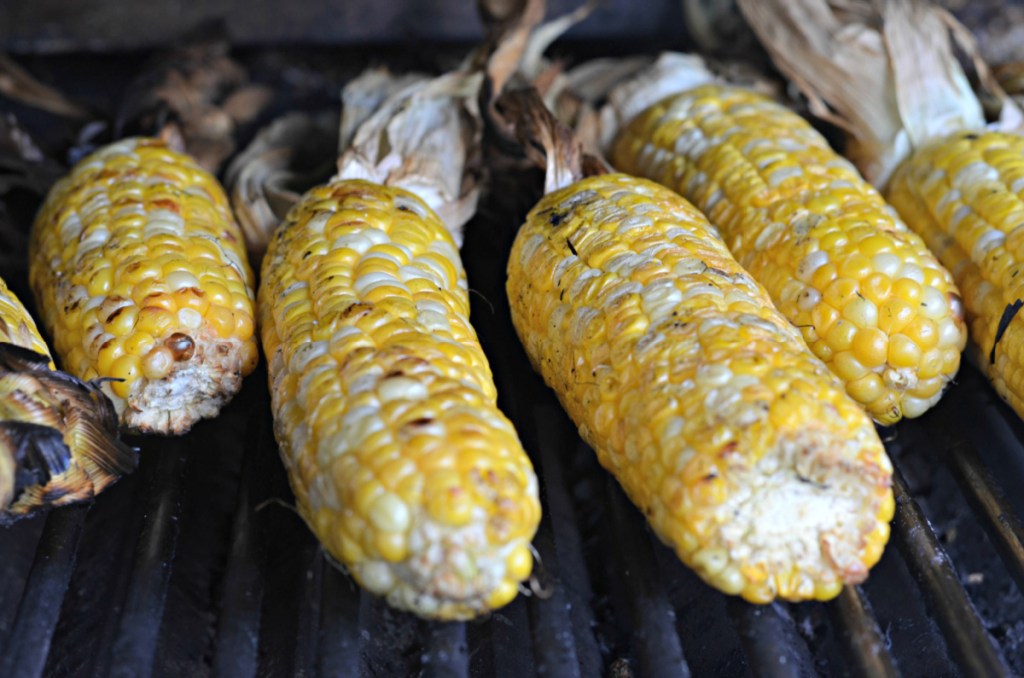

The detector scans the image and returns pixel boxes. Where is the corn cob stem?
[30,137,259,434]
[254,70,539,620]
[498,89,893,603]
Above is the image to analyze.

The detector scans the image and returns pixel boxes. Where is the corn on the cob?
[608,82,967,424]
[738,0,1024,422]
[259,179,540,620]
[0,281,135,521]
[508,168,893,602]
[30,137,259,434]
[887,133,1024,413]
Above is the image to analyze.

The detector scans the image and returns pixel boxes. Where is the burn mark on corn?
[991,299,1023,364]
[106,307,128,323]
[796,474,829,490]
[165,332,195,361]
[566,239,577,256]
[547,210,566,226]
[340,302,374,320]
[718,441,739,457]
[151,198,180,213]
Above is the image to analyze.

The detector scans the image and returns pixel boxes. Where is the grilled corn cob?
[886,133,1024,414]
[608,81,967,424]
[738,0,1024,422]
[500,91,893,602]
[0,281,135,521]
[259,180,539,619]
[30,137,258,434]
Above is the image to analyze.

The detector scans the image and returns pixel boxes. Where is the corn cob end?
[682,420,894,603]
[102,325,257,434]
[308,460,540,620]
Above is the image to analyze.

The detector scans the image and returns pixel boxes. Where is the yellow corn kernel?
[888,335,923,368]
[508,173,892,604]
[612,84,967,424]
[851,328,889,368]
[259,179,540,621]
[30,137,258,434]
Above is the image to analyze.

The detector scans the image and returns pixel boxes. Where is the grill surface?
[1,47,1024,678]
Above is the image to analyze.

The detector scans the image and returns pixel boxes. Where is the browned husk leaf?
[481,0,597,145]
[495,88,587,193]
[557,49,783,160]
[117,38,272,172]
[0,54,90,119]
[738,0,1023,187]
[335,69,484,247]
[226,112,337,267]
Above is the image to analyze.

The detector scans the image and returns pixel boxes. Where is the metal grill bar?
[256,520,321,677]
[604,477,689,678]
[314,564,361,678]
[827,587,899,678]
[106,440,187,678]
[528,407,603,676]
[422,622,469,677]
[934,422,1024,596]
[727,599,816,678]
[526,508,583,677]
[0,507,86,678]
[211,421,269,678]
[890,471,1010,676]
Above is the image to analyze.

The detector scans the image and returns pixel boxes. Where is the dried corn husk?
[116,36,272,172]
[335,68,484,246]
[0,54,89,119]
[737,0,1024,186]
[225,111,337,266]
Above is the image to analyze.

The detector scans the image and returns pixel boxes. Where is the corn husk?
[334,68,484,247]
[0,54,89,119]
[225,111,337,267]
[737,0,1024,186]
[116,36,272,172]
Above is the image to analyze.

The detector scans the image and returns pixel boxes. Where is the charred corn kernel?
[508,174,892,603]
[259,179,540,621]
[888,131,1024,420]
[611,85,967,424]
[0,284,136,520]
[30,137,258,434]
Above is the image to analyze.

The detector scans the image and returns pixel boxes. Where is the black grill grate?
[2,50,1024,678]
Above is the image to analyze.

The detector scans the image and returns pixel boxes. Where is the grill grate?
[2,49,1024,678]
